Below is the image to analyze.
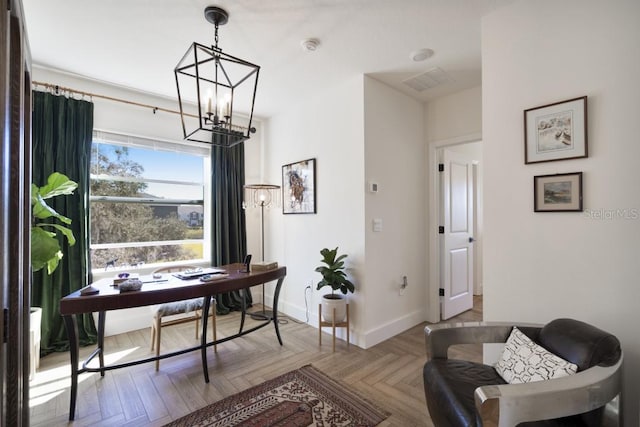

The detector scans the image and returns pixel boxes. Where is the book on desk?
[173,267,227,280]
[251,261,279,271]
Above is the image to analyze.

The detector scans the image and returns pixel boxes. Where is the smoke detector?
[410,48,434,62]
[301,38,320,52]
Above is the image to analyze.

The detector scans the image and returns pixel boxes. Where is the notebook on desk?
[173,267,227,280]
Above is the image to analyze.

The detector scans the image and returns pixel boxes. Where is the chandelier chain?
[214,22,219,48]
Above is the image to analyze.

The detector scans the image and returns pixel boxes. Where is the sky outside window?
[92,142,204,200]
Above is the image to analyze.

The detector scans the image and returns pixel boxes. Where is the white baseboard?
[275,296,311,324]
[275,294,426,349]
[98,292,426,353]
[359,309,425,349]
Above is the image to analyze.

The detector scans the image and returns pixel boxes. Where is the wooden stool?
[318,303,349,352]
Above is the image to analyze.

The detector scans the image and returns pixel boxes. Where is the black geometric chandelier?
[175,6,260,147]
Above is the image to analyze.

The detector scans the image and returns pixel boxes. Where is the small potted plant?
[315,247,354,322]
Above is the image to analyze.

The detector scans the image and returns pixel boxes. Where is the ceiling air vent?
[402,67,452,92]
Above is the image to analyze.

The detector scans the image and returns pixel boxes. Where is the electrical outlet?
[399,276,408,296]
[305,282,312,297]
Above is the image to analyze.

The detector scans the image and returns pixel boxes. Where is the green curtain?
[211,142,252,314]
[31,91,97,354]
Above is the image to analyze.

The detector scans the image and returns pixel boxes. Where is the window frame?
[89,130,211,274]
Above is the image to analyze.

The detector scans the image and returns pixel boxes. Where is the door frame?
[2,0,32,424]
[427,133,481,323]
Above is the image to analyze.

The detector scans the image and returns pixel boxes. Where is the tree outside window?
[89,136,207,271]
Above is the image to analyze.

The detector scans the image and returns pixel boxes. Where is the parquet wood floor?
[29,296,482,426]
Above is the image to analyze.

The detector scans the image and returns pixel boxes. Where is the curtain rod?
[32,80,198,119]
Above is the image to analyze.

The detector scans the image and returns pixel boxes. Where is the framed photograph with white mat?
[534,172,583,212]
[525,96,587,164]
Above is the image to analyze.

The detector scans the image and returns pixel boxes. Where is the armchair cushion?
[495,327,577,384]
[537,318,621,371]
[424,359,506,426]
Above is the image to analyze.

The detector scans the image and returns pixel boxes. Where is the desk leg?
[201,296,211,383]
[97,311,106,377]
[239,288,247,334]
[272,277,285,346]
[63,314,79,421]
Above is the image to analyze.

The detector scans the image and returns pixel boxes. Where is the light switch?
[372,218,383,232]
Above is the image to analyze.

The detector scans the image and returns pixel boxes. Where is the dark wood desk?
[60,263,286,421]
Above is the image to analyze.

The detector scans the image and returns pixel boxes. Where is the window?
[90,131,210,271]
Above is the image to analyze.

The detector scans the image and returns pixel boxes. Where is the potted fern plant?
[315,247,354,322]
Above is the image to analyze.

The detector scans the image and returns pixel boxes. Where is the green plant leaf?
[315,247,354,294]
[31,172,78,275]
[31,227,61,272]
[38,172,78,199]
[38,223,76,246]
[32,192,54,219]
[32,193,72,223]
[334,254,347,264]
[320,247,338,264]
[46,252,63,275]
[30,183,40,206]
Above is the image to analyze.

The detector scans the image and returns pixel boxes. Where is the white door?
[440,149,474,320]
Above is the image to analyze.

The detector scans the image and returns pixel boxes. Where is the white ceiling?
[22,0,513,119]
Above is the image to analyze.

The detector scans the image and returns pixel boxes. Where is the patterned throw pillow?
[495,327,578,384]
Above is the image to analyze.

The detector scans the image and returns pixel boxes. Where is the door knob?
[469,237,475,243]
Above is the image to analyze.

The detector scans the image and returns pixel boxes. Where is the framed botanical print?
[282,158,316,214]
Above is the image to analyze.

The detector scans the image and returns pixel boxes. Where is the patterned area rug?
[164,365,390,427]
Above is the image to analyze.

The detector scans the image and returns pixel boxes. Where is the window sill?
[91,259,209,281]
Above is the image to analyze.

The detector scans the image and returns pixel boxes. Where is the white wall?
[265,75,428,348]
[362,76,426,346]
[265,75,367,344]
[482,0,640,423]
[32,66,264,335]
[425,86,482,143]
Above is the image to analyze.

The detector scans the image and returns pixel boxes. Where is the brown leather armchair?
[423,319,622,426]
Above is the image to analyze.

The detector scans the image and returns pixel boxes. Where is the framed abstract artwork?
[524,96,588,164]
[282,158,316,214]
[534,172,583,212]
